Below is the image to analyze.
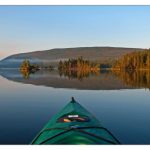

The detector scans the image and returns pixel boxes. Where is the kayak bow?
[31,97,120,145]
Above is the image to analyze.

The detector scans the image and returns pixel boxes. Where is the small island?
[20,59,40,78]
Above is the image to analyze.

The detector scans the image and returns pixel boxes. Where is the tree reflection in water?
[59,69,100,81]
[112,70,150,89]
[59,69,150,89]
[20,68,150,89]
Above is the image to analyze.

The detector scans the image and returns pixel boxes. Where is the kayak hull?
[31,98,120,144]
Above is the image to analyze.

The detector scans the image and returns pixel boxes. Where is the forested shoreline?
[112,50,150,70]
[58,57,100,71]
[19,50,150,79]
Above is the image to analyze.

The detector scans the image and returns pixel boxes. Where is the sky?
[0,6,150,59]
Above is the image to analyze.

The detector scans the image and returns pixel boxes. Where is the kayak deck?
[31,98,120,144]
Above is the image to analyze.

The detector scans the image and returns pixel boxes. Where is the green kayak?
[31,97,120,145]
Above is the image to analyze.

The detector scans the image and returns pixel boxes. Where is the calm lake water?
[0,69,150,144]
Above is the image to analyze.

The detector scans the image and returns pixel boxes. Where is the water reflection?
[1,68,150,90]
[59,69,150,89]
[20,69,36,79]
[112,70,150,89]
[59,69,100,81]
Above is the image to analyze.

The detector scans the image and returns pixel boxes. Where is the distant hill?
[0,47,144,68]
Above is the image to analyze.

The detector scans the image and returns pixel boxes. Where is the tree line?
[58,57,100,80]
[58,56,100,71]
[113,50,150,70]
